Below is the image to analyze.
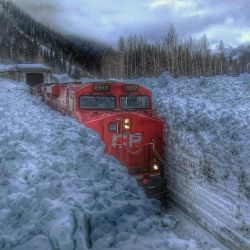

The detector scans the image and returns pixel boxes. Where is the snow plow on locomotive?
[31,81,166,198]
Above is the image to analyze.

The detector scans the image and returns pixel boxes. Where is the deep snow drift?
[129,73,250,249]
[0,78,225,250]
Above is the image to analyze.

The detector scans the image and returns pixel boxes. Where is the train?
[31,80,166,197]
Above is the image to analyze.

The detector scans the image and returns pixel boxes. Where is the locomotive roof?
[50,81,149,93]
[87,80,138,85]
[44,80,145,88]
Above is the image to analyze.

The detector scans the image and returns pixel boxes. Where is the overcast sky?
[10,0,250,47]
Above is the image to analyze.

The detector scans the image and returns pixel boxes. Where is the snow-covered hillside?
[0,79,225,250]
[129,73,250,249]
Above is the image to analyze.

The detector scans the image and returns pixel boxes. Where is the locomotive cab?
[35,80,166,198]
[73,82,164,181]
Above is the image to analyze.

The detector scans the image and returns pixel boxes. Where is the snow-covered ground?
[0,78,225,250]
[53,73,73,83]
[128,73,250,249]
[0,64,50,72]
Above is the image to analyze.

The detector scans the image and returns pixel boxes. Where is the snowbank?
[52,73,73,83]
[0,64,51,72]
[130,73,250,249]
[0,78,220,250]
[0,65,16,72]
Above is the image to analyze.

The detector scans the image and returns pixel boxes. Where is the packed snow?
[53,73,73,83]
[0,78,225,250]
[0,65,16,72]
[0,64,51,72]
[128,73,250,249]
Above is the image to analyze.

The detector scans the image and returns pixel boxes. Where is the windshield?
[120,96,150,109]
[79,95,115,109]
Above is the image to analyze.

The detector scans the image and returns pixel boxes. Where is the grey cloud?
[10,0,60,16]
[9,0,250,46]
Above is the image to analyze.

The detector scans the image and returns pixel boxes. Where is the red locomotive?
[31,81,165,196]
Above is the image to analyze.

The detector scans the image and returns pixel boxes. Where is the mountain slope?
[0,0,111,77]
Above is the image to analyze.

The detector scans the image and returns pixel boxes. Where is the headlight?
[123,118,131,130]
[152,163,159,171]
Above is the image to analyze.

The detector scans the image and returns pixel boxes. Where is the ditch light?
[152,163,159,171]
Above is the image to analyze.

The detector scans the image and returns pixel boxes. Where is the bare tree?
[218,40,226,75]
[101,24,250,78]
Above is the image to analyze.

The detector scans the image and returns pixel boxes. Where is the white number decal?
[112,133,142,148]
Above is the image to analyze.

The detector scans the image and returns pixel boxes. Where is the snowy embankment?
[131,73,250,249]
[0,78,223,250]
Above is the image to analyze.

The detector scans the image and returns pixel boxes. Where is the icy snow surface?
[128,73,250,249]
[0,64,50,72]
[53,74,73,83]
[0,65,16,73]
[14,64,51,70]
[0,78,225,250]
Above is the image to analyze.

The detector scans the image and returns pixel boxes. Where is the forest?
[0,0,250,79]
[0,0,110,78]
[101,27,250,78]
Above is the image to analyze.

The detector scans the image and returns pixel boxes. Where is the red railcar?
[32,81,165,191]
